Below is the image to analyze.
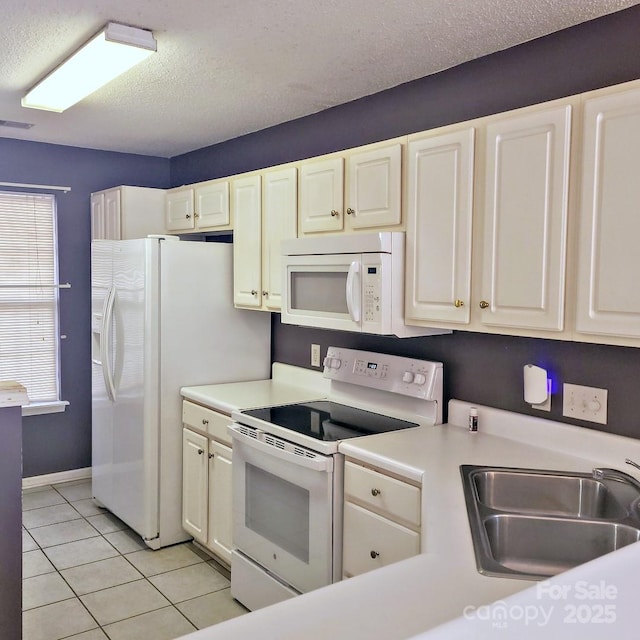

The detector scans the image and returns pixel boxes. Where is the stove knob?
[402,371,415,383]
[413,373,427,385]
[323,357,341,369]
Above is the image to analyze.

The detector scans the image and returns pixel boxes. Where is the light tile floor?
[22,479,247,640]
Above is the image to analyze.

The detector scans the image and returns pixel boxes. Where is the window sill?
[22,401,69,417]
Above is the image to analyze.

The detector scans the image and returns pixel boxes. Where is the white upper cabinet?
[232,174,263,309]
[478,103,572,331]
[91,186,165,240]
[166,179,231,233]
[195,181,230,228]
[298,142,403,234]
[346,143,402,229]
[405,127,475,325]
[575,85,640,339]
[166,187,195,231]
[299,156,344,233]
[262,165,298,311]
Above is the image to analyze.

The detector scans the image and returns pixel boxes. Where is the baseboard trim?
[22,467,92,490]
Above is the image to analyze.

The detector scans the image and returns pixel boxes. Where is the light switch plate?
[563,383,608,425]
[311,344,321,367]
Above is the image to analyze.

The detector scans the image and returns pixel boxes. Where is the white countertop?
[0,381,28,407]
[176,400,640,639]
[180,363,330,415]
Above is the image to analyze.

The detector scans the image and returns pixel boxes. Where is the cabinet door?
[480,104,571,330]
[299,157,344,233]
[232,175,263,308]
[195,181,230,229]
[342,502,420,578]
[90,193,105,240]
[576,87,640,338]
[208,440,233,564]
[346,143,402,229]
[182,428,208,544]
[166,188,195,231]
[104,189,122,240]
[263,166,297,310]
[405,129,475,324]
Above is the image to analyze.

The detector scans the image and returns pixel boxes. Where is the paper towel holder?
[523,364,551,411]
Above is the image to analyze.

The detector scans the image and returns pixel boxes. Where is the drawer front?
[344,461,420,527]
[182,401,232,445]
[342,502,420,578]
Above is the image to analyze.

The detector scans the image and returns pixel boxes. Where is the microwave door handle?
[346,261,361,323]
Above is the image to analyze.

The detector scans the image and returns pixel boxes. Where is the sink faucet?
[592,459,640,493]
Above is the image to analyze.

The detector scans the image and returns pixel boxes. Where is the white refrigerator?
[91,236,270,549]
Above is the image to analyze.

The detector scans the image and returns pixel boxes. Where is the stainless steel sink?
[460,465,640,580]
[472,468,628,519]
[483,514,640,579]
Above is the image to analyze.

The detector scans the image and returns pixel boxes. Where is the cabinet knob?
[251,289,258,296]
[370,550,380,559]
[197,448,204,455]
[201,418,209,425]
[194,212,200,219]
[346,208,355,215]
[371,488,381,497]
[454,299,465,308]
[262,290,269,297]
[185,214,191,219]
[208,453,214,459]
[330,210,339,217]
[479,300,489,309]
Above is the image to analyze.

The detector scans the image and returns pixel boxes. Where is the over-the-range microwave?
[281,232,451,337]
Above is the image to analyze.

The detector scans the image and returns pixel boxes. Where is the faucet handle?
[625,458,640,472]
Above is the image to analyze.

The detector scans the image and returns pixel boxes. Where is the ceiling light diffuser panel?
[22,23,156,113]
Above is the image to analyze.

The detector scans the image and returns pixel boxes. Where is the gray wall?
[0,138,170,477]
[173,5,640,440]
[171,5,640,184]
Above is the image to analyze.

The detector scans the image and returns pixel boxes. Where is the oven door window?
[245,464,310,563]
[232,436,334,594]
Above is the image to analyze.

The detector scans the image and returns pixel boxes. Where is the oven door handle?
[229,426,334,473]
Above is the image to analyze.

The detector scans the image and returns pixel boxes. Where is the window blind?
[0,191,60,402]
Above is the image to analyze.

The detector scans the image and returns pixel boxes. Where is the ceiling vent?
[0,119,34,129]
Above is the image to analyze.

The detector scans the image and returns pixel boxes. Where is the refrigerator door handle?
[100,285,117,402]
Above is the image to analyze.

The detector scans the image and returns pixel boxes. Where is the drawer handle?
[370,550,380,559]
[371,488,381,497]
[202,418,209,425]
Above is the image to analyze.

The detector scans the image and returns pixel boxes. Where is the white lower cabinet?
[207,440,233,563]
[342,460,421,578]
[181,401,234,565]
[182,428,209,543]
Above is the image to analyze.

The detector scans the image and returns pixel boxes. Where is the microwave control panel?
[362,265,382,324]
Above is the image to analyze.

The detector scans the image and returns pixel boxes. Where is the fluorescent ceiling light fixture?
[22,22,156,113]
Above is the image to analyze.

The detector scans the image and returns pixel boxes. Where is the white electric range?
[228,346,444,612]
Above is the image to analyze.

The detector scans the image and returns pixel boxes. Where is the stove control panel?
[323,346,443,401]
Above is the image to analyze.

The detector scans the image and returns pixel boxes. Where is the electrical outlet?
[311,344,321,367]
[562,383,608,425]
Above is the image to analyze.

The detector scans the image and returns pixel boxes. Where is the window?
[0,190,66,413]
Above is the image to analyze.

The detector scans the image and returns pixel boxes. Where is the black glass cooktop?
[241,400,419,442]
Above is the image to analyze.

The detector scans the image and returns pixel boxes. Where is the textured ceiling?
[1,0,638,158]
